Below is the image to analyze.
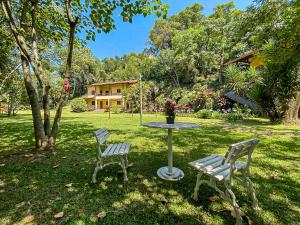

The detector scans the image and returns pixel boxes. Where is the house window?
[92,101,95,106]
[100,90,103,95]
[117,89,121,93]
[91,90,95,95]
[117,101,121,106]
[105,101,108,106]
[105,91,109,95]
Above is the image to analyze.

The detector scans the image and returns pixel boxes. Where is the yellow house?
[224,50,264,68]
[83,80,137,111]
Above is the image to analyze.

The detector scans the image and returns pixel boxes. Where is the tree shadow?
[0,113,299,225]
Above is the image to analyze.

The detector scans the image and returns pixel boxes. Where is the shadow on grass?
[0,113,299,225]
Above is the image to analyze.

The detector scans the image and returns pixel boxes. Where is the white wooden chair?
[189,138,260,225]
[92,128,130,183]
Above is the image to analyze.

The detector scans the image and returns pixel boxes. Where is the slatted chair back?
[94,128,110,155]
[224,138,259,173]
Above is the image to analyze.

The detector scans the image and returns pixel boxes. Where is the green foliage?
[195,109,212,119]
[239,0,300,122]
[110,105,122,114]
[61,0,169,39]
[70,98,90,112]
[222,104,252,121]
[149,3,204,51]
[224,65,262,98]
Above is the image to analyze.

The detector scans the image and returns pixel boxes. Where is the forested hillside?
[65,1,299,123]
[1,0,299,124]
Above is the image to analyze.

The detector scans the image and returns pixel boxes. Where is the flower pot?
[166,116,175,124]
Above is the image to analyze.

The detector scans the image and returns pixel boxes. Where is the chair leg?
[224,181,243,225]
[192,171,203,201]
[125,155,128,168]
[120,157,128,182]
[92,159,103,183]
[242,172,261,210]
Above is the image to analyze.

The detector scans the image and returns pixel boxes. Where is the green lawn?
[0,110,299,225]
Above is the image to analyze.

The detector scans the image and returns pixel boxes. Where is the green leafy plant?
[110,105,122,114]
[70,98,89,113]
[222,104,252,121]
[195,109,212,119]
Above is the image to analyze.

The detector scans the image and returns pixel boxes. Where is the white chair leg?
[192,172,203,201]
[125,155,128,168]
[92,159,103,183]
[224,181,243,225]
[120,157,128,182]
[242,172,260,210]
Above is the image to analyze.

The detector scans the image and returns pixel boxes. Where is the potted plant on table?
[164,99,176,124]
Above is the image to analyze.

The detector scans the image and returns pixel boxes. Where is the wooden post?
[108,99,110,119]
[139,74,143,125]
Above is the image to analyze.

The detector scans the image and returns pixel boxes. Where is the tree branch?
[31,0,44,88]
[1,0,36,73]
[49,0,78,143]
[0,64,22,92]
[30,0,51,136]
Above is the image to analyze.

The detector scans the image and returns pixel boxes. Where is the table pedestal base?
[157,166,184,181]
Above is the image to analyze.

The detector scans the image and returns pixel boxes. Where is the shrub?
[195,109,212,119]
[70,98,89,112]
[211,111,221,119]
[222,104,252,121]
[176,103,192,113]
[222,112,244,121]
[110,105,122,114]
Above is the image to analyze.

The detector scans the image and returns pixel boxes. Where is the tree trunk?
[21,54,47,149]
[31,2,51,137]
[219,48,224,84]
[7,95,12,116]
[282,92,300,124]
[49,13,77,146]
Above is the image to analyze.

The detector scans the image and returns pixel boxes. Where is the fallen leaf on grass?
[19,215,34,224]
[271,175,277,180]
[160,197,168,205]
[227,208,251,224]
[53,211,64,219]
[65,183,73,188]
[36,153,46,158]
[62,156,67,159]
[208,195,218,202]
[127,162,134,168]
[227,208,245,218]
[0,163,5,167]
[97,210,106,220]
[52,164,60,168]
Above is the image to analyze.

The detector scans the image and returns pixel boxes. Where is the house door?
[100,101,103,109]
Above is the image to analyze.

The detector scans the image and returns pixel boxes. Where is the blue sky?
[86,0,253,59]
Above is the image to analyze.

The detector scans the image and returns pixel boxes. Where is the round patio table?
[143,122,200,181]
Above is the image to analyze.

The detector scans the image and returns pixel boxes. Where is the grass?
[0,109,299,225]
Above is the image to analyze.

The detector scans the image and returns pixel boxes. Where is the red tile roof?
[86,80,138,87]
[224,49,262,66]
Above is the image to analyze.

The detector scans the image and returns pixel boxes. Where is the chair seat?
[189,155,244,181]
[102,143,130,157]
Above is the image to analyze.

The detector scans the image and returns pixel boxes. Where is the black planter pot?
[166,116,175,124]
